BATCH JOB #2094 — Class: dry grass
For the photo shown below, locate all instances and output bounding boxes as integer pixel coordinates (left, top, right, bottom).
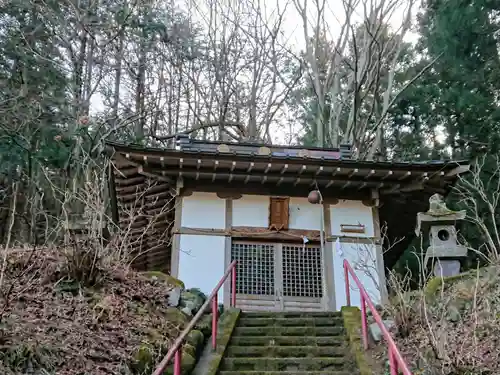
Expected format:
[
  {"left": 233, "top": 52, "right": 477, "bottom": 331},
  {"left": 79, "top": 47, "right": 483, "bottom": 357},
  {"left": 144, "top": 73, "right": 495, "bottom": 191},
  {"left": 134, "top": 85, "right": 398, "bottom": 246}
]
[
  {"left": 0, "top": 247, "right": 183, "bottom": 375},
  {"left": 371, "top": 265, "right": 500, "bottom": 375}
]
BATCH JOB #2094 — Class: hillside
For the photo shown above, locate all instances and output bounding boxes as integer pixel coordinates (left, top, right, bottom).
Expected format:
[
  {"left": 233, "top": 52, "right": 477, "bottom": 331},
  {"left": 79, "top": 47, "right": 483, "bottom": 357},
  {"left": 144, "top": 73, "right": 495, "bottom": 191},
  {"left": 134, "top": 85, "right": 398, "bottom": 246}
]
[
  {"left": 0, "top": 248, "right": 198, "bottom": 375},
  {"left": 373, "top": 265, "right": 500, "bottom": 374}
]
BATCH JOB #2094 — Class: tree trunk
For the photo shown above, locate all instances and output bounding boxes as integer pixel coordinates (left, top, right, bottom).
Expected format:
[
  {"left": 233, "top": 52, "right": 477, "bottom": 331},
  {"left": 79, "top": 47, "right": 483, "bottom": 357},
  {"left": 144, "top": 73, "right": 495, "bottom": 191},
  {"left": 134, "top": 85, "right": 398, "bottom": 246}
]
[
  {"left": 135, "top": 36, "right": 147, "bottom": 140},
  {"left": 111, "top": 28, "right": 125, "bottom": 126}
]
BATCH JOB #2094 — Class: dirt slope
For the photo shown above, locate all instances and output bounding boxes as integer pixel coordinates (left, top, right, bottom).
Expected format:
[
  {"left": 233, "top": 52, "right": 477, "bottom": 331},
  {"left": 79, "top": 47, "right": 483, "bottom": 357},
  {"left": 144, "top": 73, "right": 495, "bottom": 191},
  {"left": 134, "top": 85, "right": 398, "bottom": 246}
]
[
  {"left": 0, "top": 248, "right": 184, "bottom": 375},
  {"left": 373, "top": 265, "right": 500, "bottom": 374}
]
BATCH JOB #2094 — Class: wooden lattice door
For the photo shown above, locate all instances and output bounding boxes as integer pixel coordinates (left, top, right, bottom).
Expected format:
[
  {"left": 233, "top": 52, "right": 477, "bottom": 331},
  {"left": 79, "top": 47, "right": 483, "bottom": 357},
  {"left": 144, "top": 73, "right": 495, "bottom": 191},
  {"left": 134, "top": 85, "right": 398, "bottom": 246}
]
[
  {"left": 230, "top": 242, "right": 280, "bottom": 311},
  {"left": 280, "top": 244, "right": 324, "bottom": 311},
  {"left": 230, "top": 241, "right": 326, "bottom": 312}
]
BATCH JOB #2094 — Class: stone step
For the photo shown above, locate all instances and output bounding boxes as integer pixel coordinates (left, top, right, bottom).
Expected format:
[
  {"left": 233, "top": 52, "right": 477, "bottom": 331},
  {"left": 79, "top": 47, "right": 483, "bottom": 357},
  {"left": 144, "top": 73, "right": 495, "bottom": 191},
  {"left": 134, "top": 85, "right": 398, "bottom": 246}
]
[
  {"left": 219, "top": 372, "right": 355, "bottom": 375},
  {"left": 237, "top": 316, "right": 343, "bottom": 327},
  {"left": 225, "top": 345, "right": 347, "bottom": 358},
  {"left": 232, "top": 326, "right": 345, "bottom": 337},
  {"left": 220, "top": 357, "right": 348, "bottom": 371},
  {"left": 241, "top": 312, "right": 343, "bottom": 319},
  {"left": 229, "top": 335, "right": 346, "bottom": 347}
]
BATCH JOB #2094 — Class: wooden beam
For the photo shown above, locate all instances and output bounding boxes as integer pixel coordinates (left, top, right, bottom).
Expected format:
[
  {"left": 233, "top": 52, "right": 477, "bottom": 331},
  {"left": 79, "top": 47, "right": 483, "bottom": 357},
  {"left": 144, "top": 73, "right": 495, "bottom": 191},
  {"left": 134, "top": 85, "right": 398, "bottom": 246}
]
[
  {"left": 347, "top": 168, "right": 359, "bottom": 178},
  {"left": 401, "top": 181, "right": 425, "bottom": 192},
  {"left": 212, "top": 160, "right": 219, "bottom": 182},
  {"left": 380, "top": 184, "right": 401, "bottom": 195},
  {"left": 382, "top": 170, "right": 393, "bottom": 180},
  {"left": 365, "top": 170, "right": 375, "bottom": 179},
  {"left": 445, "top": 164, "right": 470, "bottom": 177},
  {"left": 357, "top": 182, "right": 368, "bottom": 190},
  {"left": 398, "top": 171, "right": 411, "bottom": 181},
  {"left": 137, "top": 165, "right": 173, "bottom": 184},
  {"left": 341, "top": 181, "right": 351, "bottom": 189},
  {"left": 175, "top": 226, "right": 379, "bottom": 244},
  {"left": 380, "top": 180, "right": 428, "bottom": 195},
  {"left": 108, "top": 163, "right": 119, "bottom": 226},
  {"left": 150, "top": 167, "right": 405, "bottom": 187},
  {"left": 228, "top": 161, "right": 236, "bottom": 182},
  {"left": 114, "top": 175, "right": 145, "bottom": 186},
  {"left": 183, "top": 180, "right": 373, "bottom": 201}
]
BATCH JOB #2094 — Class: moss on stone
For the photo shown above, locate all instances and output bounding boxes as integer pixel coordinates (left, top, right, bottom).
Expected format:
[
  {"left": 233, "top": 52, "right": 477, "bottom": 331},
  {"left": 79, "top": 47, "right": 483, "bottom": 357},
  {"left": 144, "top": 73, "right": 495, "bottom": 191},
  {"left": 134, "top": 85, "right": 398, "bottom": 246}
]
[
  {"left": 131, "top": 341, "right": 197, "bottom": 375},
  {"left": 186, "top": 329, "right": 204, "bottom": 348},
  {"left": 140, "top": 271, "right": 185, "bottom": 289},
  {"left": 226, "top": 344, "right": 345, "bottom": 358},
  {"left": 130, "top": 343, "right": 155, "bottom": 374},
  {"left": 145, "top": 328, "right": 163, "bottom": 342},
  {"left": 0, "top": 343, "right": 58, "bottom": 373},
  {"left": 220, "top": 357, "right": 345, "bottom": 371},
  {"left": 233, "top": 325, "right": 342, "bottom": 337},
  {"left": 129, "top": 319, "right": 201, "bottom": 375},
  {"left": 195, "top": 313, "right": 213, "bottom": 337},
  {"left": 204, "top": 308, "right": 241, "bottom": 375},
  {"left": 183, "top": 343, "right": 197, "bottom": 358},
  {"left": 341, "top": 306, "right": 372, "bottom": 375},
  {"left": 165, "top": 307, "right": 190, "bottom": 325},
  {"left": 424, "top": 271, "right": 476, "bottom": 300},
  {"left": 163, "top": 350, "right": 197, "bottom": 375}
]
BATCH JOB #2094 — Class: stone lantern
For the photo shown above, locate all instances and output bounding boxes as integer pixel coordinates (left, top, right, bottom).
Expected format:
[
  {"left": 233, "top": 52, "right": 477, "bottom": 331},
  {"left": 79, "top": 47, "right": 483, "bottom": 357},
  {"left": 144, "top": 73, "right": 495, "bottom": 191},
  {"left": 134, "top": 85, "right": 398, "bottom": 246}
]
[{"left": 415, "top": 194, "right": 467, "bottom": 277}]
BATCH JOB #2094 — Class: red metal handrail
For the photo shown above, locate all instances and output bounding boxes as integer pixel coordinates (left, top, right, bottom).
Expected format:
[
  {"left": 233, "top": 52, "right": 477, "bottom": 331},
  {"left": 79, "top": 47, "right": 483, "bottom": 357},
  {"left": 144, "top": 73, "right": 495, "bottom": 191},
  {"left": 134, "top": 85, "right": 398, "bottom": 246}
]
[
  {"left": 343, "top": 259, "right": 411, "bottom": 375},
  {"left": 152, "top": 260, "right": 238, "bottom": 375}
]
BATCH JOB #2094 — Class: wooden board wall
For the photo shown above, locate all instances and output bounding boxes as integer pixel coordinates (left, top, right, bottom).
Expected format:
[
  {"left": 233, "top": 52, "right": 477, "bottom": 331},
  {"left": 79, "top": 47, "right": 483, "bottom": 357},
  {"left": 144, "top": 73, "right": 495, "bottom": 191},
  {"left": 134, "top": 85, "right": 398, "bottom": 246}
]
[{"left": 111, "top": 162, "right": 175, "bottom": 272}]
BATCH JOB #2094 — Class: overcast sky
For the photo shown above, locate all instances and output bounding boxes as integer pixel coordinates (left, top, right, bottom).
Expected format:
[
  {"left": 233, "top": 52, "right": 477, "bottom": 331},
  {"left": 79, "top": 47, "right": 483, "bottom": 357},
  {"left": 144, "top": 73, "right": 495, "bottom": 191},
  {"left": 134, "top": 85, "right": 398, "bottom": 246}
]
[{"left": 91, "top": 0, "right": 421, "bottom": 145}]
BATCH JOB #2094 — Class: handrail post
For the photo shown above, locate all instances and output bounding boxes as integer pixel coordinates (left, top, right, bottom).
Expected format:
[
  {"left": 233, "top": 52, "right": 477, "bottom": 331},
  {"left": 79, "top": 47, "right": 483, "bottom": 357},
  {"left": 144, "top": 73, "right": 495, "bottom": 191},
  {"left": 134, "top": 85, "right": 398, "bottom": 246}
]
[
  {"left": 173, "top": 347, "right": 182, "bottom": 375},
  {"left": 212, "top": 294, "right": 218, "bottom": 350},
  {"left": 360, "top": 295, "right": 369, "bottom": 350},
  {"left": 342, "top": 259, "right": 412, "bottom": 375},
  {"left": 231, "top": 264, "right": 237, "bottom": 307},
  {"left": 151, "top": 260, "right": 240, "bottom": 375},
  {"left": 344, "top": 260, "right": 351, "bottom": 306},
  {"left": 389, "top": 348, "right": 398, "bottom": 375}
]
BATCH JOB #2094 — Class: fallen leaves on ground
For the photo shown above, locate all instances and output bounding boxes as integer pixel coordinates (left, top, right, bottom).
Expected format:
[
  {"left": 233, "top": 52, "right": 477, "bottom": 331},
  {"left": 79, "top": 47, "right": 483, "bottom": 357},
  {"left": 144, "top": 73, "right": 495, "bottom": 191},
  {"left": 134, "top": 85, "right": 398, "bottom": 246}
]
[
  {"left": 369, "top": 266, "right": 500, "bottom": 375},
  {"left": 0, "top": 248, "right": 183, "bottom": 375}
]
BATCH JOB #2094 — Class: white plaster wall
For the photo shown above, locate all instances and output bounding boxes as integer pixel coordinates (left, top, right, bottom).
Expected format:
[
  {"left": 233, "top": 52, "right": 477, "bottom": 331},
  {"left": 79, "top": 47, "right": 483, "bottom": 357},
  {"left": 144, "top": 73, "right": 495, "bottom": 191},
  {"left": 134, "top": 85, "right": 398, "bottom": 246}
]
[
  {"left": 232, "top": 195, "right": 269, "bottom": 227},
  {"left": 178, "top": 234, "right": 226, "bottom": 300},
  {"left": 181, "top": 192, "right": 226, "bottom": 229},
  {"left": 330, "top": 200, "right": 374, "bottom": 237},
  {"left": 288, "top": 197, "right": 322, "bottom": 230},
  {"left": 232, "top": 195, "right": 323, "bottom": 230},
  {"left": 332, "top": 242, "right": 381, "bottom": 309}
]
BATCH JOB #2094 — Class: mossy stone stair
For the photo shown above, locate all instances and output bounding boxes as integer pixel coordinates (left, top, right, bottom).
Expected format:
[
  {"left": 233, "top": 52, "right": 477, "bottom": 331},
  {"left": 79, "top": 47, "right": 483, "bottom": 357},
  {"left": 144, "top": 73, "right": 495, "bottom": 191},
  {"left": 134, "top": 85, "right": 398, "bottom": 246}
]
[{"left": 218, "top": 311, "right": 359, "bottom": 375}]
